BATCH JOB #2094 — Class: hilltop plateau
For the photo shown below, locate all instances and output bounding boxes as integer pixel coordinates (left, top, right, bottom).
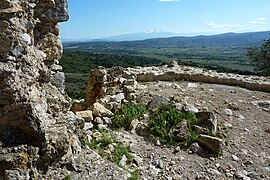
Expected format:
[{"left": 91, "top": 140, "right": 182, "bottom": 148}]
[
  {"left": 62, "top": 63, "right": 270, "bottom": 180},
  {"left": 0, "top": 0, "right": 269, "bottom": 179}
]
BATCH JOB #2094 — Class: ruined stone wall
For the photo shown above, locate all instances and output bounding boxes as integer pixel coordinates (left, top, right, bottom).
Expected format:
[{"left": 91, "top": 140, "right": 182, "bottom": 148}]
[
  {"left": 83, "top": 64, "right": 270, "bottom": 110},
  {"left": 0, "top": 0, "right": 83, "bottom": 178},
  {"left": 134, "top": 65, "right": 270, "bottom": 93}
]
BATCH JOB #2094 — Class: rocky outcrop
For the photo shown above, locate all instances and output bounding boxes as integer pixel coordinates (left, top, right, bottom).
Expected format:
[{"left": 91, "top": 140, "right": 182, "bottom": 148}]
[{"left": 0, "top": 0, "right": 83, "bottom": 178}]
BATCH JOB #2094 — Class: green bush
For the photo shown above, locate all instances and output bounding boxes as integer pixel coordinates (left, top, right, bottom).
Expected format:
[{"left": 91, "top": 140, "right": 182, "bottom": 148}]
[
  {"left": 88, "top": 131, "right": 115, "bottom": 149},
  {"left": 63, "top": 175, "right": 71, "bottom": 180},
  {"left": 128, "top": 170, "right": 140, "bottom": 180},
  {"left": 88, "top": 131, "right": 133, "bottom": 168},
  {"left": 110, "top": 144, "right": 133, "bottom": 167},
  {"left": 247, "top": 38, "right": 270, "bottom": 76},
  {"left": 64, "top": 73, "right": 87, "bottom": 99},
  {"left": 112, "top": 103, "right": 147, "bottom": 129},
  {"left": 149, "top": 104, "right": 198, "bottom": 145}
]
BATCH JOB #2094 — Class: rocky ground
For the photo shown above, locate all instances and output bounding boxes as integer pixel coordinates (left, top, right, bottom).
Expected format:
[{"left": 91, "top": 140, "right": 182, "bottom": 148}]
[
  {"left": 70, "top": 70, "right": 270, "bottom": 180},
  {"left": 117, "top": 81, "right": 270, "bottom": 179}
]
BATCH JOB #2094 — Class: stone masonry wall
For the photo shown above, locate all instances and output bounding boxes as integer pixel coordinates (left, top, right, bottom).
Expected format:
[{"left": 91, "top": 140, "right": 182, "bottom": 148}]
[
  {"left": 0, "top": 0, "right": 84, "bottom": 178},
  {"left": 84, "top": 64, "right": 270, "bottom": 110}
]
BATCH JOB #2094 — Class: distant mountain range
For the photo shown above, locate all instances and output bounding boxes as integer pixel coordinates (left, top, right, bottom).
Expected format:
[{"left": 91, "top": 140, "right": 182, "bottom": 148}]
[
  {"left": 63, "top": 31, "right": 270, "bottom": 49},
  {"left": 62, "top": 30, "right": 180, "bottom": 43},
  {"left": 96, "top": 31, "right": 181, "bottom": 42}
]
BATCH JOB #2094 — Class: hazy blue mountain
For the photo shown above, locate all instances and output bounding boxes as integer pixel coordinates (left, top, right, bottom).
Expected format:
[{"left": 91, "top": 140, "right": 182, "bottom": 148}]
[
  {"left": 100, "top": 31, "right": 179, "bottom": 41},
  {"left": 64, "top": 31, "right": 270, "bottom": 49},
  {"left": 62, "top": 30, "right": 180, "bottom": 42}
]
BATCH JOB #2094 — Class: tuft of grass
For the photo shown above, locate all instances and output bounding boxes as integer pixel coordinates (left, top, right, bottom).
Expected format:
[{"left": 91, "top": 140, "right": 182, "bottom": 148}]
[
  {"left": 128, "top": 170, "right": 140, "bottom": 180},
  {"left": 149, "top": 104, "right": 198, "bottom": 145},
  {"left": 185, "top": 129, "right": 199, "bottom": 146},
  {"left": 112, "top": 103, "right": 147, "bottom": 129},
  {"left": 110, "top": 144, "right": 133, "bottom": 167},
  {"left": 88, "top": 131, "right": 133, "bottom": 168},
  {"left": 63, "top": 175, "right": 71, "bottom": 180},
  {"left": 88, "top": 130, "right": 115, "bottom": 149}
]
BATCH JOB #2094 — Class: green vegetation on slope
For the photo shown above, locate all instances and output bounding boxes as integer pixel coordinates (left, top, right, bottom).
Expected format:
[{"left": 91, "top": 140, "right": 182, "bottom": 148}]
[
  {"left": 247, "top": 37, "right": 270, "bottom": 76},
  {"left": 88, "top": 131, "right": 133, "bottom": 168},
  {"left": 112, "top": 103, "right": 147, "bottom": 129},
  {"left": 60, "top": 51, "right": 162, "bottom": 73},
  {"left": 61, "top": 33, "right": 269, "bottom": 99},
  {"left": 60, "top": 48, "right": 256, "bottom": 99},
  {"left": 149, "top": 105, "right": 198, "bottom": 146},
  {"left": 60, "top": 51, "right": 162, "bottom": 99}
]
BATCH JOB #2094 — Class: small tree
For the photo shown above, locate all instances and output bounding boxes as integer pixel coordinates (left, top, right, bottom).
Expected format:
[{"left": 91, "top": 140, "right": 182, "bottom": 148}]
[{"left": 247, "top": 38, "right": 270, "bottom": 76}]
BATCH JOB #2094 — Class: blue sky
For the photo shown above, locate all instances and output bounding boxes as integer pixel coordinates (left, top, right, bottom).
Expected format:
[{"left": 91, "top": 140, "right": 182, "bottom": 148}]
[{"left": 60, "top": 0, "right": 270, "bottom": 39}]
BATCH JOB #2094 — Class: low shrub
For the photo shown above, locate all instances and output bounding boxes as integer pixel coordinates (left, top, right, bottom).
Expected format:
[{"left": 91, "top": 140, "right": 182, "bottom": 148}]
[
  {"left": 112, "top": 103, "right": 147, "bottom": 129},
  {"left": 149, "top": 104, "right": 198, "bottom": 145},
  {"left": 88, "top": 130, "right": 115, "bottom": 149},
  {"left": 110, "top": 144, "right": 133, "bottom": 167},
  {"left": 63, "top": 175, "right": 71, "bottom": 180},
  {"left": 88, "top": 131, "right": 133, "bottom": 168},
  {"left": 128, "top": 170, "right": 140, "bottom": 180}
]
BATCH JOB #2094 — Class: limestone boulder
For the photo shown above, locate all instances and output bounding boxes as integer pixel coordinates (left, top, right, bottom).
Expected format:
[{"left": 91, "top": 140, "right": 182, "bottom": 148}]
[
  {"left": 147, "top": 96, "right": 169, "bottom": 111},
  {"left": 136, "top": 121, "right": 150, "bottom": 136},
  {"left": 36, "top": 0, "right": 69, "bottom": 22},
  {"left": 90, "top": 102, "right": 114, "bottom": 117},
  {"left": 125, "top": 79, "right": 138, "bottom": 86},
  {"left": 196, "top": 112, "right": 217, "bottom": 133},
  {"left": 85, "top": 68, "right": 107, "bottom": 107},
  {"left": 110, "top": 93, "right": 125, "bottom": 103},
  {"left": 197, "top": 134, "right": 223, "bottom": 154},
  {"left": 123, "top": 85, "right": 136, "bottom": 93},
  {"left": 129, "top": 119, "right": 140, "bottom": 133},
  {"left": 76, "top": 110, "right": 94, "bottom": 122},
  {"left": 183, "top": 103, "right": 199, "bottom": 113}
]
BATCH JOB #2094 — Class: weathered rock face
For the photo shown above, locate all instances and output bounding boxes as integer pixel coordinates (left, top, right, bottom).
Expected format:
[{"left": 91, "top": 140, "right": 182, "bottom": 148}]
[{"left": 0, "top": 0, "right": 83, "bottom": 178}]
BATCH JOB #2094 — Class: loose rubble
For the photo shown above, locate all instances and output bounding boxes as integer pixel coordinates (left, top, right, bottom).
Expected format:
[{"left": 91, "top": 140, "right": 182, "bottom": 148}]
[{"left": 70, "top": 64, "right": 269, "bottom": 179}]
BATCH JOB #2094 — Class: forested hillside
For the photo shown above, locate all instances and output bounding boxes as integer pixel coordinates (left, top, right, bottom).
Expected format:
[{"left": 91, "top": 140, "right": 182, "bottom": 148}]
[
  {"left": 60, "top": 52, "right": 162, "bottom": 99},
  {"left": 61, "top": 31, "right": 270, "bottom": 99}
]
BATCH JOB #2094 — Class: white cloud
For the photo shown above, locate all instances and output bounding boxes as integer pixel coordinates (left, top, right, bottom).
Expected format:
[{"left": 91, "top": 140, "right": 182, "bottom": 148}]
[
  {"left": 159, "top": 0, "right": 179, "bottom": 2},
  {"left": 256, "top": 17, "right": 267, "bottom": 21},
  {"left": 202, "top": 22, "right": 243, "bottom": 33},
  {"left": 249, "top": 17, "right": 267, "bottom": 25},
  {"left": 249, "top": 21, "right": 266, "bottom": 25},
  {"left": 206, "top": 22, "right": 241, "bottom": 28}
]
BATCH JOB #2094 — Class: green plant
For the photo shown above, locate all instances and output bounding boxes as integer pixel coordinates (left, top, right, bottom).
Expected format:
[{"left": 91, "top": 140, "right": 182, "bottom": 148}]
[
  {"left": 88, "top": 131, "right": 133, "bottom": 168},
  {"left": 185, "top": 129, "right": 199, "bottom": 146},
  {"left": 247, "top": 37, "right": 270, "bottom": 76},
  {"left": 128, "top": 170, "right": 140, "bottom": 180},
  {"left": 88, "top": 131, "right": 115, "bottom": 149},
  {"left": 88, "top": 138, "right": 98, "bottom": 149},
  {"left": 112, "top": 103, "right": 147, "bottom": 129},
  {"left": 207, "top": 130, "right": 223, "bottom": 139},
  {"left": 63, "top": 175, "right": 71, "bottom": 180},
  {"left": 97, "top": 147, "right": 108, "bottom": 158},
  {"left": 149, "top": 104, "right": 198, "bottom": 145},
  {"left": 110, "top": 144, "right": 133, "bottom": 167}
]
